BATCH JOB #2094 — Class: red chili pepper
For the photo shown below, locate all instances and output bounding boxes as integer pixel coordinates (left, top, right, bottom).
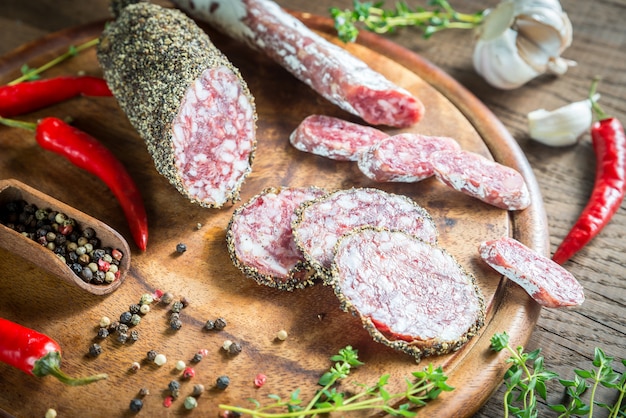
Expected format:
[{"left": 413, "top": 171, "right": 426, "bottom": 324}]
[
  {"left": 0, "top": 116, "right": 148, "bottom": 251},
  {"left": 0, "top": 76, "right": 112, "bottom": 117},
  {"left": 552, "top": 80, "right": 626, "bottom": 264},
  {"left": 0, "top": 317, "right": 108, "bottom": 385}
]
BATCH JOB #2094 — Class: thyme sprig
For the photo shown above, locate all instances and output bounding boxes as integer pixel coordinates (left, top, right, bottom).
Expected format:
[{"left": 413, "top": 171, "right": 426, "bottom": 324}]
[
  {"left": 219, "top": 345, "right": 453, "bottom": 417},
  {"left": 491, "top": 332, "right": 626, "bottom": 418},
  {"left": 330, "top": 0, "right": 485, "bottom": 43},
  {"left": 9, "top": 37, "right": 99, "bottom": 85}
]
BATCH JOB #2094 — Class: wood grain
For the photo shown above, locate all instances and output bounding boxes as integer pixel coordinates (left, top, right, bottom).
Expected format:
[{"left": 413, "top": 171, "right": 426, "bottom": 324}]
[
  {"left": 0, "top": 12, "right": 546, "bottom": 418},
  {"left": 1, "top": 1, "right": 625, "bottom": 417}
]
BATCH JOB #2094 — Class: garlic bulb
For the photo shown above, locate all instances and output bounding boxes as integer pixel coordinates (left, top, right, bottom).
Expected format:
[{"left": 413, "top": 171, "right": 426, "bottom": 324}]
[
  {"left": 527, "top": 96, "right": 598, "bottom": 146},
  {"left": 473, "top": 0, "right": 574, "bottom": 89}
]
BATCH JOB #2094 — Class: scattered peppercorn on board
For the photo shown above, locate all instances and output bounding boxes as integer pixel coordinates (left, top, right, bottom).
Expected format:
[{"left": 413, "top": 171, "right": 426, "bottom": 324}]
[{"left": 0, "top": 13, "right": 548, "bottom": 417}]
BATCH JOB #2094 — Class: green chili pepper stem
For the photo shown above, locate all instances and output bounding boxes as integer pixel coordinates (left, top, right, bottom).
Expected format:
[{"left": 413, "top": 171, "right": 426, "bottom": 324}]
[
  {"left": 589, "top": 77, "right": 610, "bottom": 121},
  {"left": 0, "top": 116, "right": 37, "bottom": 131},
  {"left": 8, "top": 37, "right": 100, "bottom": 86},
  {"left": 32, "top": 351, "right": 108, "bottom": 386}
]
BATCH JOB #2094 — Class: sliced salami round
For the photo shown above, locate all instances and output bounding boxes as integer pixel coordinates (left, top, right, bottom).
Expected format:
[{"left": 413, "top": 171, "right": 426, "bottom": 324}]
[
  {"left": 330, "top": 227, "right": 485, "bottom": 361},
  {"left": 479, "top": 237, "right": 585, "bottom": 308},
  {"left": 226, "top": 186, "right": 327, "bottom": 290},
  {"left": 292, "top": 188, "right": 438, "bottom": 279},
  {"left": 290, "top": 114, "right": 389, "bottom": 161},
  {"left": 431, "top": 150, "right": 531, "bottom": 210},
  {"left": 358, "top": 133, "right": 461, "bottom": 182}
]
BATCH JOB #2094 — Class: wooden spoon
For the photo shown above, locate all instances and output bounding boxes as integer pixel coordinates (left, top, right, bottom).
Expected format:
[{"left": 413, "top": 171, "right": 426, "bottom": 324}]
[{"left": 0, "top": 178, "right": 130, "bottom": 295}]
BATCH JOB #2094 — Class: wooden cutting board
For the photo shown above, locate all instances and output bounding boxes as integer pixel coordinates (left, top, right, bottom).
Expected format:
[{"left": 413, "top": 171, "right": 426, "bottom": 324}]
[{"left": 0, "top": 12, "right": 548, "bottom": 417}]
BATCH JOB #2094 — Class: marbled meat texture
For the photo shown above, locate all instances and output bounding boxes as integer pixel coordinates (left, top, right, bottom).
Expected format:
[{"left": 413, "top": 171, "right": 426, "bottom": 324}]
[
  {"left": 479, "top": 237, "right": 585, "bottom": 308},
  {"left": 226, "top": 186, "right": 327, "bottom": 290},
  {"left": 292, "top": 188, "right": 438, "bottom": 279},
  {"left": 290, "top": 114, "right": 389, "bottom": 161},
  {"left": 172, "top": 0, "right": 424, "bottom": 128},
  {"left": 431, "top": 150, "right": 531, "bottom": 210},
  {"left": 97, "top": 2, "right": 257, "bottom": 208},
  {"left": 358, "top": 133, "right": 461, "bottom": 182},
  {"left": 331, "top": 227, "right": 485, "bottom": 361}
]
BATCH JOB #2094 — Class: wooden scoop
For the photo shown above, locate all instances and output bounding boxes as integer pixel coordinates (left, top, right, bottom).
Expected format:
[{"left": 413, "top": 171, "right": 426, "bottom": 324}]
[{"left": 0, "top": 178, "right": 130, "bottom": 295}]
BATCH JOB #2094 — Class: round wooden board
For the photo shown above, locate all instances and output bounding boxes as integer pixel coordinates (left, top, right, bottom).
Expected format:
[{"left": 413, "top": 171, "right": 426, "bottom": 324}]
[{"left": 0, "top": 12, "right": 547, "bottom": 417}]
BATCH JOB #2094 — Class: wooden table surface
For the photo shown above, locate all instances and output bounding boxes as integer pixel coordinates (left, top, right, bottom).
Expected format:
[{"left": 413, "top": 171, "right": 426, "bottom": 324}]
[{"left": 1, "top": 0, "right": 625, "bottom": 417}]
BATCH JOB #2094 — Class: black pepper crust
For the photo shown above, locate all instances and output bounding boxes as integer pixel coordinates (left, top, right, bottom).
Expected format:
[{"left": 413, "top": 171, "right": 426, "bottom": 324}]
[
  {"left": 97, "top": 3, "right": 257, "bottom": 208},
  {"left": 329, "top": 226, "right": 486, "bottom": 362}
]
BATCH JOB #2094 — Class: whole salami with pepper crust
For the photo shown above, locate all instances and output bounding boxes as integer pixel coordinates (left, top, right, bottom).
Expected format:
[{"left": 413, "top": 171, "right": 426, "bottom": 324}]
[
  {"left": 358, "top": 133, "right": 461, "bottom": 182},
  {"left": 479, "top": 237, "right": 584, "bottom": 308},
  {"left": 292, "top": 188, "right": 438, "bottom": 280},
  {"left": 171, "top": 0, "right": 424, "bottom": 128},
  {"left": 330, "top": 227, "right": 485, "bottom": 361},
  {"left": 97, "top": 2, "right": 257, "bottom": 208},
  {"left": 226, "top": 186, "right": 327, "bottom": 290},
  {"left": 290, "top": 115, "right": 389, "bottom": 161}
]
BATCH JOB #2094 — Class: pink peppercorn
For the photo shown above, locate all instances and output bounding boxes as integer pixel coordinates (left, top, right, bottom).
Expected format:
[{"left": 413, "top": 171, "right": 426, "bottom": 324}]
[
  {"left": 98, "top": 258, "right": 110, "bottom": 272},
  {"left": 182, "top": 367, "right": 195, "bottom": 379},
  {"left": 254, "top": 373, "right": 267, "bottom": 388},
  {"left": 163, "top": 396, "right": 173, "bottom": 408}
]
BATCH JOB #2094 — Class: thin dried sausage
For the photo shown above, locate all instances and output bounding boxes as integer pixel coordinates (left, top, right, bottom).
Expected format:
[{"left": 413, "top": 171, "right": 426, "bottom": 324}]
[
  {"left": 358, "top": 133, "right": 461, "bottom": 182},
  {"left": 479, "top": 237, "right": 585, "bottom": 308},
  {"left": 172, "top": 0, "right": 424, "bottom": 127},
  {"left": 290, "top": 114, "right": 389, "bottom": 161},
  {"left": 431, "top": 150, "right": 531, "bottom": 210}
]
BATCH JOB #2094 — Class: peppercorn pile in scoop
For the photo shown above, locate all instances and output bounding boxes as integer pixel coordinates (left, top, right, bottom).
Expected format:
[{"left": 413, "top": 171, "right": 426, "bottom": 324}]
[{"left": 0, "top": 199, "right": 125, "bottom": 285}]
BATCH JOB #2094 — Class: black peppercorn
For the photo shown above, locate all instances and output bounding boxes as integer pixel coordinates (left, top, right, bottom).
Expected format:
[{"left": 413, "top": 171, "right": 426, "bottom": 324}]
[
  {"left": 129, "top": 398, "right": 143, "bottom": 413},
  {"left": 204, "top": 320, "right": 215, "bottom": 330},
  {"left": 175, "top": 243, "right": 187, "bottom": 253},
  {"left": 168, "top": 380, "right": 181, "bottom": 392},
  {"left": 120, "top": 311, "right": 133, "bottom": 324},
  {"left": 97, "top": 328, "right": 110, "bottom": 339},
  {"left": 88, "top": 343, "right": 103, "bottom": 357},
  {"left": 216, "top": 375, "right": 230, "bottom": 390},
  {"left": 228, "top": 342, "right": 242, "bottom": 355},
  {"left": 214, "top": 317, "right": 227, "bottom": 330},
  {"left": 146, "top": 350, "right": 157, "bottom": 361}
]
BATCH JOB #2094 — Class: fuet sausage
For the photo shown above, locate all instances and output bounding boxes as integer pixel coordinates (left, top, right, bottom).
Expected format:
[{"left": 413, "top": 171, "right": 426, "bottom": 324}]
[
  {"left": 97, "top": 2, "right": 257, "bottom": 208},
  {"left": 171, "top": 0, "right": 425, "bottom": 128},
  {"left": 479, "top": 237, "right": 585, "bottom": 308},
  {"left": 290, "top": 114, "right": 389, "bottom": 161}
]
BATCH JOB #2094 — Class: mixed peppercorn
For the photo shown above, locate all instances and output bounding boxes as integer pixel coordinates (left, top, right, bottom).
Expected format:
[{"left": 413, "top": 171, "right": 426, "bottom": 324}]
[{"left": 0, "top": 199, "right": 124, "bottom": 285}]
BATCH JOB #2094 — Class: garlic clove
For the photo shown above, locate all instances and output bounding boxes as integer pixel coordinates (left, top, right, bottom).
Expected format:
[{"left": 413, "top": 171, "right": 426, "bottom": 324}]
[
  {"left": 527, "top": 98, "right": 596, "bottom": 147},
  {"left": 473, "top": 28, "right": 541, "bottom": 90}
]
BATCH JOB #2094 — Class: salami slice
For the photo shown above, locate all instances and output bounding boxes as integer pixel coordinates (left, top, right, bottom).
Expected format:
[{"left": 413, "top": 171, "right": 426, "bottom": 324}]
[
  {"left": 479, "top": 237, "right": 585, "bottom": 308},
  {"left": 358, "top": 133, "right": 461, "bottom": 182},
  {"left": 292, "top": 188, "right": 438, "bottom": 279},
  {"left": 431, "top": 150, "right": 531, "bottom": 210},
  {"left": 290, "top": 115, "right": 389, "bottom": 161},
  {"left": 171, "top": 0, "right": 425, "bottom": 127},
  {"left": 97, "top": 2, "right": 257, "bottom": 208},
  {"left": 226, "top": 186, "right": 327, "bottom": 290},
  {"left": 331, "top": 227, "right": 485, "bottom": 361}
]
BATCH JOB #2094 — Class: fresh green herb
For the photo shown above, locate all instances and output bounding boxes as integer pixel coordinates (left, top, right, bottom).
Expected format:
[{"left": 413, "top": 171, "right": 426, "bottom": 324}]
[
  {"left": 219, "top": 345, "right": 453, "bottom": 417},
  {"left": 491, "top": 332, "right": 626, "bottom": 418},
  {"left": 10, "top": 37, "right": 99, "bottom": 85},
  {"left": 330, "top": 0, "right": 485, "bottom": 43}
]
